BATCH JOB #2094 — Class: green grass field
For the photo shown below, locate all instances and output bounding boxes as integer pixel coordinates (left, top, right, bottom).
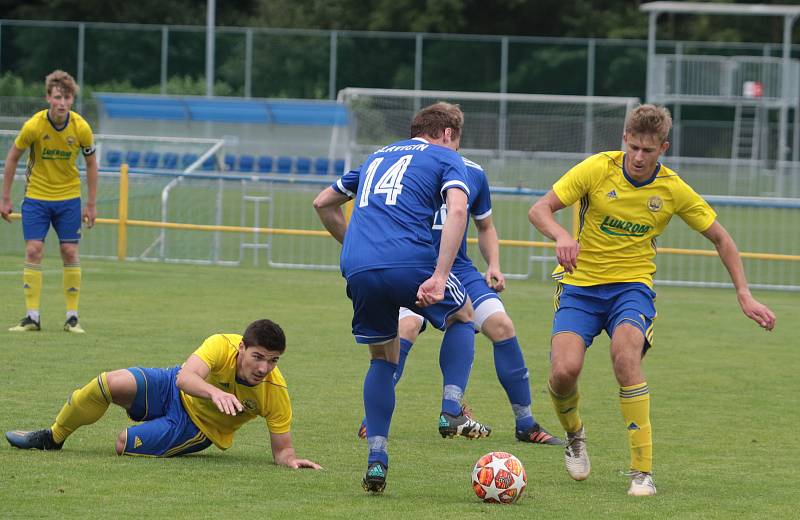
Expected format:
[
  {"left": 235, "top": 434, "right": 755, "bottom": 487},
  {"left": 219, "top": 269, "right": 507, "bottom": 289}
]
[{"left": 0, "top": 255, "right": 796, "bottom": 519}]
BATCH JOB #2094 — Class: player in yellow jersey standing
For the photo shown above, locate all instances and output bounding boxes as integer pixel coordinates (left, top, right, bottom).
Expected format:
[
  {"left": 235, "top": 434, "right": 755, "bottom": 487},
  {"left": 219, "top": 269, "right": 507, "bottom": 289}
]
[
  {"left": 1, "top": 70, "right": 98, "bottom": 333},
  {"left": 5, "top": 318, "right": 322, "bottom": 469},
  {"left": 528, "top": 104, "right": 776, "bottom": 496}
]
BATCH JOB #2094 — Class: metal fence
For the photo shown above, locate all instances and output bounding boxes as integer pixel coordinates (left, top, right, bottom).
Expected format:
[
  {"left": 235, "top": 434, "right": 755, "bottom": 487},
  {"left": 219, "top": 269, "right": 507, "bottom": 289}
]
[
  {"left": 3, "top": 19, "right": 800, "bottom": 101},
  {"left": 1, "top": 165, "right": 797, "bottom": 290}
]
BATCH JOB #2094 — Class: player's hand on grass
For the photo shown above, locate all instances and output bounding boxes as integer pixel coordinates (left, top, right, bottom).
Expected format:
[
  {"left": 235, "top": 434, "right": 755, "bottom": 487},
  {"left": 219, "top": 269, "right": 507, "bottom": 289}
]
[
  {"left": 485, "top": 266, "right": 506, "bottom": 292},
  {"left": 416, "top": 275, "right": 446, "bottom": 307},
  {"left": 287, "top": 458, "right": 323, "bottom": 470},
  {"left": 738, "top": 293, "right": 776, "bottom": 331},
  {"left": 555, "top": 235, "right": 580, "bottom": 274},
  {"left": 211, "top": 390, "right": 244, "bottom": 415},
  {"left": 0, "top": 198, "right": 12, "bottom": 223}
]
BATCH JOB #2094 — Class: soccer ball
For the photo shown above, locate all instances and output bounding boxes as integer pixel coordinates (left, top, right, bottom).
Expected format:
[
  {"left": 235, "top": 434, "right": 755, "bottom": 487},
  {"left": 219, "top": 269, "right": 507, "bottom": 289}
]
[{"left": 471, "top": 451, "right": 526, "bottom": 504}]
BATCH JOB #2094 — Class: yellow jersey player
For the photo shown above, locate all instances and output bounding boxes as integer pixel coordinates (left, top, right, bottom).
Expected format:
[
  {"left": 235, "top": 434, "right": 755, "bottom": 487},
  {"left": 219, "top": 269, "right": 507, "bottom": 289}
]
[
  {"left": 5, "top": 319, "right": 322, "bottom": 469},
  {"left": 1, "top": 70, "right": 98, "bottom": 333},
  {"left": 528, "top": 104, "right": 775, "bottom": 496}
]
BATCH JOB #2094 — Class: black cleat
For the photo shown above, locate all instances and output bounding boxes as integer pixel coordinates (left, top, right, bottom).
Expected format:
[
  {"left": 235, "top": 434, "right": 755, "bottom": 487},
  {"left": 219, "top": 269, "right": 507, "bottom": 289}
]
[
  {"left": 516, "top": 424, "right": 563, "bottom": 445},
  {"left": 5, "top": 429, "right": 63, "bottom": 450},
  {"left": 63, "top": 316, "right": 85, "bottom": 333},
  {"left": 9, "top": 316, "right": 41, "bottom": 332},
  {"left": 438, "top": 412, "right": 491, "bottom": 439},
  {"left": 361, "top": 461, "right": 387, "bottom": 493}
]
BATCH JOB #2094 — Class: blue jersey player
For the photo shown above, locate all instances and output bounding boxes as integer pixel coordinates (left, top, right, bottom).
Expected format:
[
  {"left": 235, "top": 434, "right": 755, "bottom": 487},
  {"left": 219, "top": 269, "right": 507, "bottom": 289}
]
[
  {"left": 314, "top": 102, "right": 490, "bottom": 493},
  {"left": 353, "top": 157, "right": 562, "bottom": 446}
]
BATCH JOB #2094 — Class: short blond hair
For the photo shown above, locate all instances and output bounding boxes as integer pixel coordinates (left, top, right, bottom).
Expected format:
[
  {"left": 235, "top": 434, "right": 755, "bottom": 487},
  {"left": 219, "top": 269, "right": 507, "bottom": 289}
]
[
  {"left": 45, "top": 70, "right": 80, "bottom": 97},
  {"left": 410, "top": 102, "right": 464, "bottom": 141},
  {"left": 625, "top": 104, "right": 672, "bottom": 143}
]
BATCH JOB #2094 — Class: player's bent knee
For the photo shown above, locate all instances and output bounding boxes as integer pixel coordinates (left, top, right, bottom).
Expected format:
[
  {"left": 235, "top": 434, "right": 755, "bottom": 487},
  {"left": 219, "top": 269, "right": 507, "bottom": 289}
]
[
  {"left": 550, "top": 363, "right": 581, "bottom": 387},
  {"left": 106, "top": 369, "right": 138, "bottom": 407},
  {"left": 115, "top": 431, "right": 127, "bottom": 455},
  {"left": 481, "top": 312, "right": 515, "bottom": 342}
]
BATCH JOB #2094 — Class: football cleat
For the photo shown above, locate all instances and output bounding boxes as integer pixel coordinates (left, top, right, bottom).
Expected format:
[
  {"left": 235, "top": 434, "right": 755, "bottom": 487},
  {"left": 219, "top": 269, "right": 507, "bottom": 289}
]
[
  {"left": 438, "top": 411, "right": 491, "bottom": 439},
  {"left": 362, "top": 461, "right": 387, "bottom": 493},
  {"left": 64, "top": 316, "right": 85, "bottom": 334},
  {"left": 627, "top": 470, "right": 657, "bottom": 496},
  {"left": 516, "top": 424, "right": 563, "bottom": 445},
  {"left": 564, "top": 426, "right": 591, "bottom": 480},
  {"left": 359, "top": 403, "right": 475, "bottom": 440},
  {"left": 5, "top": 429, "right": 63, "bottom": 451},
  {"left": 9, "top": 316, "right": 41, "bottom": 332}
]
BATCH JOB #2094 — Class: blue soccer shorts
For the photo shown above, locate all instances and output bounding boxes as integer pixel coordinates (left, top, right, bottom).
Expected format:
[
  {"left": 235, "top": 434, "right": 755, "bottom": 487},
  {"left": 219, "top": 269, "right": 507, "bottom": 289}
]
[
  {"left": 552, "top": 282, "right": 656, "bottom": 351},
  {"left": 21, "top": 197, "right": 82, "bottom": 243},
  {"left": 122, "top": 366, "right": 212, "bottom": 457},
  {"left": 399, "top": 264, "right": 505, "bottom": 332},
  {"left": 346, "top": 267, "right": 468, "bottom": 345}
]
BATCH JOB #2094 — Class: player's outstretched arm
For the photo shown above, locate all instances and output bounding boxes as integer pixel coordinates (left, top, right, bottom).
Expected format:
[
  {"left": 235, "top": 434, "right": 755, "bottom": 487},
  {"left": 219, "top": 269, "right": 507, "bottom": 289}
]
[
  {"left": 312, "top": 187, "right": 350, "bottom": 244},
  {"left": 701, "top": 220, "right": 776, "bottom": 331},
  {"left": 82, "top": 152, "right": 99, "bottom": 228},
  {"left": 176, "top": 354, "right": 244, "bottom": 415},
  {"left": 529, "top": 190, "right": 580, "bottom": 274},
  {"left": 1, "top": 145, "right": 24, "bottom": 223},
  {"left": 270, "top": 431, "right": 322, "bottom": 469},
  {"left": 474, "top": 215, "right": 505, "bottom": 292}
]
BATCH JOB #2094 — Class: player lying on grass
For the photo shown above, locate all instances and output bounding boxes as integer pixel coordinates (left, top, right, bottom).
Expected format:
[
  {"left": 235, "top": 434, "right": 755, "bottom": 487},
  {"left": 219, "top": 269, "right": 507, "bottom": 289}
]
[
  {"left": 350, "top": 156, "right": 561, "bottom": 446},
  {"left": 5, "top": 319, "right": 322, "bottom": 469},
  {"left": 528, "top": 104, "right": 776, "bottom": 496}
]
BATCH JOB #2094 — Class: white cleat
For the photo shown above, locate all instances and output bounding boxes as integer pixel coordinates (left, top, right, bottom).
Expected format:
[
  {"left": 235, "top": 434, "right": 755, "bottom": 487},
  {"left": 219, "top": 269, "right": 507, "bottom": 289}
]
[
  {"left": 564, "top": 426, "right": 591, "bottom": 480},
  {"left": 627, "top": 471, "right": 657, "bottom": 496}
]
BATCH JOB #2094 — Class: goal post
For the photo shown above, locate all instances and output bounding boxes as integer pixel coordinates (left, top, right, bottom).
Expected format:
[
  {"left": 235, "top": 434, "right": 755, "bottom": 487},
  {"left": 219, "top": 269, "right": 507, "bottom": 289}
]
[{"left": 333, "top": 87, "right": 640, "bottom": 186}]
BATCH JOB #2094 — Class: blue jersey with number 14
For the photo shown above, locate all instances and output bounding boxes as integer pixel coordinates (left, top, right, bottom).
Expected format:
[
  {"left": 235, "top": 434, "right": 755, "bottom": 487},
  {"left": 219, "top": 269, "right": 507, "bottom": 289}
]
[{"left": 336, "top": 137, "right": 469, "bottom": 279}]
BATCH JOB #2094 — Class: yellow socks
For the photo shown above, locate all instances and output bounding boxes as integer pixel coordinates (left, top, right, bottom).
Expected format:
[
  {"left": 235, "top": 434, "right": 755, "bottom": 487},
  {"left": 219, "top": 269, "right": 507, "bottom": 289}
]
[
  {"left": 51, "top": 373, "right": 112, "bottom": 444},
  {"left": 549, "top": 382, "right": 582, "bottom": 433},
  {"left": 23, "top": 264, "right": 43, "bottom": 318},
  {"left": 620, "top": 382, "right": 652, "bottom": 473},
  {"left": 63, "top": 263, "right": 81, "bottom": 314}
]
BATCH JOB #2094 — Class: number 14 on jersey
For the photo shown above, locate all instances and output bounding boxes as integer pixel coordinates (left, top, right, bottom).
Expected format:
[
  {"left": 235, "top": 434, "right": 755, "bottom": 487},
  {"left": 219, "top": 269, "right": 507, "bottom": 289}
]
[{"left": 359, "top": 155, "right": 412, "bottom": 207}]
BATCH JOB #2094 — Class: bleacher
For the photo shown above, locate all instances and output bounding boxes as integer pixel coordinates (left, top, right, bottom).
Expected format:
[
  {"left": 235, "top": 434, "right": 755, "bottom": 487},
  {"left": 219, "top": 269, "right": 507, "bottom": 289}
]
[
  {"left": 101, "top": 149, "right": 347, "bottom": 175},
  {"left": 95, "top": 93, "right": 351, "bottom": 175}
]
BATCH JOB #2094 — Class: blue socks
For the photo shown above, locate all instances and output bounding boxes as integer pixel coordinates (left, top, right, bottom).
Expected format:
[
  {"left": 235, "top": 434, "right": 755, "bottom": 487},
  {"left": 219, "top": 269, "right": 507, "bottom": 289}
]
[
  {"left": 393, "top": 338, "right": 414, "bottom": 384},
  {"left": 493, "top": 336, "right": 536, "bottom": 432},
  {"left": 364, "top": 359, "right": 397, "bottom": 467},
  {"left": 439, "top": 321, "right": 475, "bottom": 416}
]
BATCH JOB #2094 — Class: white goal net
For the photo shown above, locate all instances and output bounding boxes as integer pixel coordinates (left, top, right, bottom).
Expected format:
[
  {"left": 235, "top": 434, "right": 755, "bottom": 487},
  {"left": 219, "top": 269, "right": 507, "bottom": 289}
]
[{"left": 333, "top": 87, "right": 639, "bottom": 190}]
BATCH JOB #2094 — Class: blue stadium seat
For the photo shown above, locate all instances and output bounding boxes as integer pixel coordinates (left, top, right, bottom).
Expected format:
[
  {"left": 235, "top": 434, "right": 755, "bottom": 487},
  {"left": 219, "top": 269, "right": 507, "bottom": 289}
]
[
  {"left": 314, "top": 157, "right": 330, "bottom": 175},
  {"left": 257, "top": 156, "right": 273, "bottom": 173},
  {"left": 163, "top": 152, "right": 179, "bottom": 169},
  {"left": 105, "top": 150, "right": 122, "bottom": 168},
  {"left": 181, "top": 153, "right": 198, "bottom": 169},
  {"left": 334, "top": 159, "right": 346, "bottom": 175},
  {"left": 224, "top": 154, "right": 237, "bottom": 171},
  {"left": 277, "top": 156, "right": 293, "bottom": 174},
  {"left": 125, "top": 150, "right": 141, "bottom": 167},
  {"left": 295, "top": 157, "right": 311, "bottom": 175},
  {"left": 239, "top": 155, "right": 255, "bottom": 172},
  {"left": 143, "top": 151, "right": 160, "bottom": 169},
  {"left": 201, "top": 156, "right": 216, "bottom": 171}
]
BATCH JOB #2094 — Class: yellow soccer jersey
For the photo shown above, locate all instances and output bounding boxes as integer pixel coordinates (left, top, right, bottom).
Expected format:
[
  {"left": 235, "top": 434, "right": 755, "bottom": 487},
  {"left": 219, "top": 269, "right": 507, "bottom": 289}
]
[
  {"left": 14, "top": 109, "right": 95, "bottom": 201},
  {"left": 180, "top": 333, "right": 292, "bottom": 450},
  {"left": 551, "top": 151, "right": 717, "bottom": 288}
]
